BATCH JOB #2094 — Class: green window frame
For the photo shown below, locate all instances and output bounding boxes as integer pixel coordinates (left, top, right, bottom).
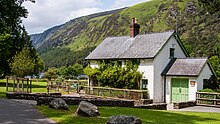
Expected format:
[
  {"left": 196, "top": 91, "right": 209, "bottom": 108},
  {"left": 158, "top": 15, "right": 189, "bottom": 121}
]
[
  {"left": 170, "top": 48, "right": 175, "bottom": 58},
  {"left": 142, "top": 79, "right": 148, "bottom": 90}
]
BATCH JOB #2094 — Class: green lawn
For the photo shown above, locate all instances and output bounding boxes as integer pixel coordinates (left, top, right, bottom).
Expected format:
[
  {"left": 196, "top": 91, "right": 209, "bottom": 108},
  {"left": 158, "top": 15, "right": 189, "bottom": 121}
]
[
  {"left": 37, "top": 105, "right": 220, "bottom": 124},
  {"left": 0, "top": 79, "right": 74, "bottom": 98},
  {"left": 0, "top": 79, "right": 48, "bottom": 97}
]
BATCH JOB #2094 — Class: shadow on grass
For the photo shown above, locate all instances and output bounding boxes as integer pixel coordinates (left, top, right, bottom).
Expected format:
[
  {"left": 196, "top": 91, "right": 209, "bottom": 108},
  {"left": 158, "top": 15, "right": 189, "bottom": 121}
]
[{"left": 37, "top": 106, "right": 220, "bottom": 124}]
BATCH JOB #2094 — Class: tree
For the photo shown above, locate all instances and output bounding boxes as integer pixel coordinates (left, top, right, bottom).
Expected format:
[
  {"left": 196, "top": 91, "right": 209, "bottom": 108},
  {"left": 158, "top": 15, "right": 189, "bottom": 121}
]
[
  {"left": 9, "top": 47, "right": 44, "bottom": 77},
  {"left": 57, "top": 63, "right": 83, "bottom": 79},
  {"left": 44, "top": 67, "right": 58, "bottom": 80},
  {"left": 198, "top": 0, "right": 220, "bottom": 14},
  {"left": 0, "top": 0, "right": 35, "bottom": 78},
  {"left": 209, "top": 56, "right": 220, "bottom": 80},
  {"left": 70, "top": 63, "right": 83, "bottom": 78}
]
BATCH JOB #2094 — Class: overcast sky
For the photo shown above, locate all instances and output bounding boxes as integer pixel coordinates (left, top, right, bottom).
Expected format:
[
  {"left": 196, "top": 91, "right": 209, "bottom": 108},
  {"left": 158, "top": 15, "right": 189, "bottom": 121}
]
[{"left": 22, "top": 0, "right": 149, "bottom": 34}]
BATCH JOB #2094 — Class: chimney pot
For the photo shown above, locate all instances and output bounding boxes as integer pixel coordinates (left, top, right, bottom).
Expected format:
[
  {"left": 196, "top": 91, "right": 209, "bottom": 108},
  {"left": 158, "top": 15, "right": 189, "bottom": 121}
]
[{"left": 130, "top": 18, "right": 140, "bottom": 38}]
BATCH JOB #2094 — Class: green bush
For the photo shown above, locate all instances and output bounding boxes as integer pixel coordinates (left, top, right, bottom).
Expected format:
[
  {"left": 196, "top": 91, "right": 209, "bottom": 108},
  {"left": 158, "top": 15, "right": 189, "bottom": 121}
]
[
  {"left": 199, "top": 88, "right": 216, "bottom": 93},
  {"left": 84, "top": 60, "right": 143, "bottom": 89}
]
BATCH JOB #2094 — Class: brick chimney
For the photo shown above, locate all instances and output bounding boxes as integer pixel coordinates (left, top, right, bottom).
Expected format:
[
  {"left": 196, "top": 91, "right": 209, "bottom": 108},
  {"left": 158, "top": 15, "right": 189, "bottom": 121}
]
[{"left": 130, "top": 18, "right": 140, "bottom": 38}]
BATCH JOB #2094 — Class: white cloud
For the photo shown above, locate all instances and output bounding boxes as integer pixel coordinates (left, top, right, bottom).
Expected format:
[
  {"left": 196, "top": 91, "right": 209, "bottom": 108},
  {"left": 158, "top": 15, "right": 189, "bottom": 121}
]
[
  {"left": 67, "top": 8, "right": 102, "bottom": 20},
  {"left": 112, "top": 0, "right": 150, "bottom": 9},
  {"left": 22, "top": 0, "right": 102, "bottom": 34}
]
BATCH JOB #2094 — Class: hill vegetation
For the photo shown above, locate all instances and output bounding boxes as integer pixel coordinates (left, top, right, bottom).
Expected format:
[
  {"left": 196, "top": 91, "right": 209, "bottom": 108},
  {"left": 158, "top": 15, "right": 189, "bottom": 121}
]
[{"left": 31, "top": 0, "right": 220, "bottom": 78}]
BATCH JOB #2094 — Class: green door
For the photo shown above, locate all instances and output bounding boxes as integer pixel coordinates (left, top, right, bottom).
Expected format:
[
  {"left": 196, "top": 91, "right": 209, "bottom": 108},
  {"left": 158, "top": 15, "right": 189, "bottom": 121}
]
[{"left": 171, "top": 78, "right": 189, "bottom": 103}]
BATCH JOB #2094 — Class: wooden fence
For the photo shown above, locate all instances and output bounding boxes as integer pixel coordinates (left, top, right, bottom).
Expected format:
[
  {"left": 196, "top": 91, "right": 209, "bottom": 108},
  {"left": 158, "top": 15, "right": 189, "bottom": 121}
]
[
  {"left": 46, "top": 79, "right": 87, "bottom": 93},
  {"left": 82, "top": 86, "right": 148, "bottom": 100},
  {"left": 196, "top": 92, "right": 220, "bottom": 107},
  {"left": 5, "top": 76, "right": 32, "bottom": 93}
]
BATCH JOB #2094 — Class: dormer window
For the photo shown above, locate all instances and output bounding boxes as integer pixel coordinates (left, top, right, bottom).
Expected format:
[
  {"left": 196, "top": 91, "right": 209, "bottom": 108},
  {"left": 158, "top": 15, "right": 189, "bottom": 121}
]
[{"left": 170, "top": 48, "right": 175, "bottom": 58}]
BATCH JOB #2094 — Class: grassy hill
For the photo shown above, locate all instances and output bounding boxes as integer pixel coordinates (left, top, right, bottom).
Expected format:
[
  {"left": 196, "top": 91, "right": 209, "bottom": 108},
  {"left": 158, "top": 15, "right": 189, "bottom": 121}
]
[{"left": 34, "top": 0, "right": 220, "bottom": 78}]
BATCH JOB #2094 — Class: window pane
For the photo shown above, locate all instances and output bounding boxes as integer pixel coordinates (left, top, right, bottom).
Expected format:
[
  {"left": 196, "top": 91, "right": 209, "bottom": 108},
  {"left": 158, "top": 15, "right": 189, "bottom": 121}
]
[
  {"left": 142, "top": 79, "right": 148, "bottom": 90},
  {"left": 170, "top": 48, "right": 175, "bottom": 58}
]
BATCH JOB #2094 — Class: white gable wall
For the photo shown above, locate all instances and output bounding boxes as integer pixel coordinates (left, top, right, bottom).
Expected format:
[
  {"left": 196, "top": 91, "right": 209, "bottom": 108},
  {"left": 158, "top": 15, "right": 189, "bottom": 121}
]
[
  {"left": 138, "top": 59, "right": 154, "bottom": 99},
  {"left": 196, "top": 63, "right": 213, "bottom": 90},
  {"left": 153, "top": 36, "right": 187, "bottom": 102}
]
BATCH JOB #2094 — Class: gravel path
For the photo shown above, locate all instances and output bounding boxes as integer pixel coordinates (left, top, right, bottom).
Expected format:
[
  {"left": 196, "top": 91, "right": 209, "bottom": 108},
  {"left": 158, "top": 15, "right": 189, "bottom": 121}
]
[
  {"left": 177, "top": 106, "right": 220, "bottom": 113},
  {"left": 167, "top": 104, "right": 220, "bottom": 113},
  {"left": 0, "top": 98, "right": 56, "bottom": 124}
]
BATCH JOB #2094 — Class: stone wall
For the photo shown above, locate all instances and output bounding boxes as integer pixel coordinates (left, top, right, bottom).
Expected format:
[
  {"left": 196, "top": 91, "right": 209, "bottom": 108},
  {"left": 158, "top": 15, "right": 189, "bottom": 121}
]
[
  {"left": 134, "top": 103, "right": 167, "bottom": 110},
  {"left": 173, "top": 101, "right": 196, "bottom": 109},
  {"left": 37, "top": 96, "right": 135, "bottom": 107},
  {"left": 6, "top": 92, "right": 166, "bottom": 110},
  {"left": 6, "top": 92, "right": 61, "bottom": 100}
]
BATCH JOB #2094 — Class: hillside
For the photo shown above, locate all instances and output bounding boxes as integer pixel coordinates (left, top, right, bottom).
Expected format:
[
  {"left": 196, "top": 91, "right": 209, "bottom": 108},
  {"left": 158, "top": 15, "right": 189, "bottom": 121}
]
[{"left": 32, "top": 0, "right": 220, "bottom": 77}]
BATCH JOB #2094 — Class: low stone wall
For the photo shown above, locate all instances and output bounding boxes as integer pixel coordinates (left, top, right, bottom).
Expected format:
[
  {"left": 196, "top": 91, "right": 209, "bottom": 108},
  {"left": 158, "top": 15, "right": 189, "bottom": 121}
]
[
  {"left": 139, "top": 99, "right": 153, "bottom": 105},
  {"left": 134, "top": 103, "right": 167, "bottom": 110},
  {"left": 6, "top": 92, "right": 166, "bottom": 110},
  {"left": 173, "top": 101, "right": 196, "bottom": 109},
  {"left": 37, "top": 96, "right": 135, "bottom": 107},
  {"left": 6, "top": 92, "right": 62, "bottom": 100}
]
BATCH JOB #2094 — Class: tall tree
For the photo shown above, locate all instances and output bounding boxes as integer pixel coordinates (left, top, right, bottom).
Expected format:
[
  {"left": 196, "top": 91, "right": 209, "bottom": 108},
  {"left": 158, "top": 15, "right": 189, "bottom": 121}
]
[
  {"left": 10, "top": 47, "right": 44, "bottom": 77},
  {"left": 0, "top": 0, "right": 35, "bottom": 78},
  {"left": 198, "top": 0, "right": 220, "bottom": 14}
]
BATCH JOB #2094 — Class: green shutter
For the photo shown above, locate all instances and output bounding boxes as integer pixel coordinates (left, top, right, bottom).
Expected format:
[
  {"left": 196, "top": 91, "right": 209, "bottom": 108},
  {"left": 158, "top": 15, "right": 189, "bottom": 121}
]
[{"left": 171, "top": 78, "right": 189, "bottom": 103}]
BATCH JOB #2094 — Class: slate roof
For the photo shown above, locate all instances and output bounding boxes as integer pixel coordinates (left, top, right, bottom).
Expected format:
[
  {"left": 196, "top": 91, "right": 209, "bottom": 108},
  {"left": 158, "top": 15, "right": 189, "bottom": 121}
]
[
  {"left": 86, "top": 31, "right": 174, "bottom": 60},
  {"left": 164, "top": 58, "right": 208, "bottom": 76}
]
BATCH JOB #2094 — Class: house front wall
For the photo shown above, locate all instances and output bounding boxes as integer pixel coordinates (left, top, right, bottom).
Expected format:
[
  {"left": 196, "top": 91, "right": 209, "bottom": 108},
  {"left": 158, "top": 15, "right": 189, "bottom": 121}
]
[
  {"left": 165, "top": 76, "right": 197, "bottom": 103},
  {"left": 153, "top": 36, "right": 187, "bottom": 103},
  {"left": 90, "top": 61, "right": 99, "bottom": 68},
  {"left": 138, "top": 59, "right": 154, "bottom": 99}
]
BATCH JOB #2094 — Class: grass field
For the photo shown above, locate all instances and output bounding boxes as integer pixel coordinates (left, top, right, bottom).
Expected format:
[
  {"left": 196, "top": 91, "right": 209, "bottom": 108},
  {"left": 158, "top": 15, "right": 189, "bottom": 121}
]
[
  {"left": 37, "top": 105, "right": 220, "bottom": 124},
  {"left": 0, "top": 79, "right": 48, "bottom": 97}
]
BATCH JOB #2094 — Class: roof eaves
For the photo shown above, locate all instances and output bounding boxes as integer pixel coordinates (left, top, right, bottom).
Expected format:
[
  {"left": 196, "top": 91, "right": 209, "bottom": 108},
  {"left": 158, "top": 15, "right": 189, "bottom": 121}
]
[
  {"left": 207, "top": 60, "right": 217, "bottom": 77},
  {"left": 196, "top": 58, "right": 208, "bottom": 77},
  {"left": 165, "top": 74, "right": 198, "bottom": 77},
  {"left": 161, "top": 58, "right": 177, "bottom": 75},
  {"left": 85, "top": 57, "right": 154, "bottom": 60}
]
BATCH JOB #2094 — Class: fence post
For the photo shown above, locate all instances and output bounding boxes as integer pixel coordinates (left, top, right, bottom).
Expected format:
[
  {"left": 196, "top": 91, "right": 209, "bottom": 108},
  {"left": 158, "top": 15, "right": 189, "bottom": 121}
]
[
  {"left": 109, "top": 89, "right": 111, "bottom": 97},
  {"left": 30, "top": 80, "right": 32, "bottom": 93},
  {"left": 22, "top": 79, "right": 24, "bottom": 92},
  {"left": 214, "top": 94, "right": 217, "bottom": 105},
  {"left": 27, "top": 78, "right": 29, "bottom": 93},
  {"left": 17, "top": 79, "right": 20, "bottom": 92},
  {"left": 6, "top": 77, "right": 9, "bottom": 92},
  {"left": 196, "top": 92, "right": 198, "bottom": 104},
  {"left": 13, "top": 79, "right": 15, "bottom": 92}
]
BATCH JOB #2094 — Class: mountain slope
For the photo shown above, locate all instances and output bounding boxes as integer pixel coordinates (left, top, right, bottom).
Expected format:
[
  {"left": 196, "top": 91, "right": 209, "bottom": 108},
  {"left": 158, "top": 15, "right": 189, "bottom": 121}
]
[
  {"left": 31, "top": 25, "right": 62, "bottom": 48},
  {"left": 33, "top": 0, "right": 220, "bottom": 77}
]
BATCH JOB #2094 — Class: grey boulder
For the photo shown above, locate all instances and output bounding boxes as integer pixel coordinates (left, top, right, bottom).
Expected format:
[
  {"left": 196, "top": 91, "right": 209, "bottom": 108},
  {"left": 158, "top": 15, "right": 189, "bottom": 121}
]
[
  {"left": 76, "top": 101, "right": 100, "bottom": 117},
  {"left": 49, "top": 98, "right": 69, "bottom": 110},
  {"left": 107, "top": 115, "right": 142, "bottom": 124}
]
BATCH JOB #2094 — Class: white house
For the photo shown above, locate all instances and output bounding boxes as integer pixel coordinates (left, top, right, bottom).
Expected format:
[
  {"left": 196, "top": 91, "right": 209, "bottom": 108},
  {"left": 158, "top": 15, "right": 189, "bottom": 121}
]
[{"left": 85, "top": 18, "right": 215, "bottom": 103}]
